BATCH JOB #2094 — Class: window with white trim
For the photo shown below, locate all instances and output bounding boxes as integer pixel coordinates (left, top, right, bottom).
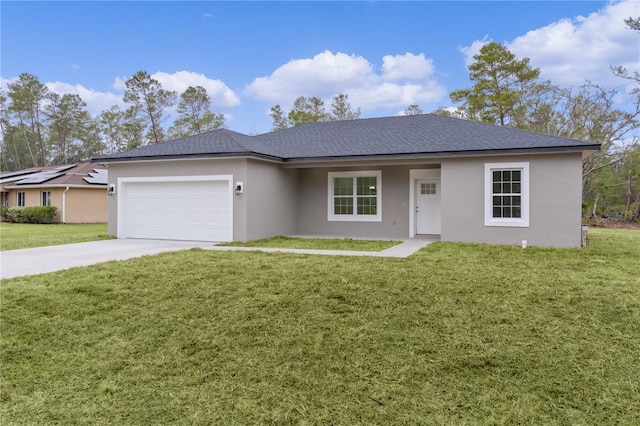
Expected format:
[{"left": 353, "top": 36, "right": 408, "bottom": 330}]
[
  {"left": 41, "top": 191, "right": 51, "bottom": 206},
  {"left": 328, "top": 171, "right": 382, "bottom": 222},
  {"left": 17, "top": 192, "right": 26, "bottom": 207},
  {"left": 484, "top": 162, "right": 529, "bottom": 227}
]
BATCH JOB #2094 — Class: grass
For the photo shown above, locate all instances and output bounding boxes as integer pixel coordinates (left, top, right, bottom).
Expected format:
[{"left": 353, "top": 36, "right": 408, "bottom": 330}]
[
  {"left": 220, "top": 235, "right": 402, "bottom": 251},
  {"left": 0, "top": 223, "right": 112, "bottom": 250},
  {"left": 1, "top": 228, "right": 639, "bottom": 424}
]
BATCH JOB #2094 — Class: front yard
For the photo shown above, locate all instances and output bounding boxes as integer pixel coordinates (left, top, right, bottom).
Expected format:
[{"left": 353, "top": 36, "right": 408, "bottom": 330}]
[
  {"left": 1, "top": 228, "right": 639, "bottom": 424},
  {"left": 0, "top": 223, "right": 111, "bottom": 250}
]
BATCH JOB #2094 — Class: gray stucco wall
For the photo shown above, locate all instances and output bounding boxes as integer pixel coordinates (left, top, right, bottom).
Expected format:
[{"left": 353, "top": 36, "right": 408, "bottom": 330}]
[
  {"left": 296, "top": 165, "right": 433, "bottom": 239},
  {"left": 245, "top": 159, "right": 299, "bottom": 240},
  {"left": 105, "top": 152, "right": 584, "bottom": 247},
  {"left": 440, "top": 153, "right": 584, "bottom": 248},
  {"left": 105, "top": 158, "right": 249, "bottom": 240}
]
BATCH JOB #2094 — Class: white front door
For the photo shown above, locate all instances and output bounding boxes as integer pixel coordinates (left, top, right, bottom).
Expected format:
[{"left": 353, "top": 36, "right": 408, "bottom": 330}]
[{"left": 416, "top": 179, "right": 441, "bottom": 235}]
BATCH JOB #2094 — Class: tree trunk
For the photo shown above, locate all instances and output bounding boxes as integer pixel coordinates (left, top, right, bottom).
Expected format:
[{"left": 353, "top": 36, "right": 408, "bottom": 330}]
[
  {"left": 626, "top": 170, "right": 632, "bottom": 219},
  {"left": 633, "top": 191, "right": 640, "bottom": 223},
  {"left": 592, "top": 193, "right": 599, "bottom": 219}
]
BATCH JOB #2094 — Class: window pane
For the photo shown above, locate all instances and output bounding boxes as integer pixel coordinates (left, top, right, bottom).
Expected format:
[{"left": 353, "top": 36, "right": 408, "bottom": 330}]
[
  {"left": 334, "top": 177, "right": 353, "bottom": 196},
  {"left": 421, "top": 183, "right": 436, "bottom": 195},
  {"left": 357, "top": 176, "right": 376, "bottom": 196},
  {"left": 357, "top": 196, "right": 377, "bottom": 215},
  {"left": 491, "top": 168, "right": 522, "bottom": 206},
  {"left": 42, "top": 191, "right": 51, "bottom": 206},
  {"left": 334, "top": 196, "right": 353, "bottom": 215}
]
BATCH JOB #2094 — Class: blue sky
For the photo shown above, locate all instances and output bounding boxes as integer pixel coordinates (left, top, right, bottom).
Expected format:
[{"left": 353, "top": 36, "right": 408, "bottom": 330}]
[{"left": 2, "top": 1, "right": 638, "bottom": 135}]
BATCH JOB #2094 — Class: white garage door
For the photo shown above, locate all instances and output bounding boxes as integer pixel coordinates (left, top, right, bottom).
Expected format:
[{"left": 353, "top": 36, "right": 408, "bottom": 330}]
[{"left": 118, "top": 176, "right": 233, "bottom": 242}]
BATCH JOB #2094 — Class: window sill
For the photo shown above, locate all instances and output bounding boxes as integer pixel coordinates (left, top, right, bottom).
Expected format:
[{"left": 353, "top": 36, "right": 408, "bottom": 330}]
[
  {"left": 484, "top": 219, "right": 529, "bottom": 228},
  {"left": 329, "top": 215, "right": 382, "bottom": 222}
]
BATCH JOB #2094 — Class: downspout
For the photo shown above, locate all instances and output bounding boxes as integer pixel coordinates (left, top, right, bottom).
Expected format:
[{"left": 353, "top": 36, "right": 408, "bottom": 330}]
[{"left": 62, "top": 186, "right": 70, "bottom": 223}]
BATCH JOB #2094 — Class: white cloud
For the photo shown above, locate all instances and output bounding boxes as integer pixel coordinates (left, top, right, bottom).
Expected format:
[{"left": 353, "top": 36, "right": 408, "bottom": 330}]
[
  {"left": 382, "top": 52, "right": 435, "bottom": 81},
  {"left": 509, "top": 0, "right": 639, "bottom": 87},
  {"left": 0, "top": 76, "right": 17, "bottom": 91},
  {"left": 151, "top": 71, "right": 240, "bottom": 108},
  {"left": 112, "top": 77, "right": 126, "bottom": 91},
  {"left": 113, "top": 71, "right": 240, "bottom": 109},
  {"left": 244, "top": 50, "right": 446, "bottom": 110},
  {"left": 44, "top": 81, "right": 124, "bottom": 116},
  {"left": 460, "top": 37, "right": 491, "bottom": 67},
  {"left": 461, "top": 0, "right": 639, "bottom": 88},
  {"left": 245, "top": 51, "right": 373, "bottom": 103},
  {"left": 42, "top": 70, "right": 240, "bottom": 117}
]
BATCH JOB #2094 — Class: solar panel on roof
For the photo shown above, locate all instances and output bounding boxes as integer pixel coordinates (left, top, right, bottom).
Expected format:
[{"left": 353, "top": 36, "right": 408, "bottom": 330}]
[
  {"left": 54, "top": 164, "right": 77, "bottom": 172},
  {"left": 0, "top": 169, "right": 43, "bottom": 180},
  {"left": 83, "top": 169, "right": 108, "bottom": 185},
  {"left": 15, "top": 171, "right": 64, "bottom": 185}
]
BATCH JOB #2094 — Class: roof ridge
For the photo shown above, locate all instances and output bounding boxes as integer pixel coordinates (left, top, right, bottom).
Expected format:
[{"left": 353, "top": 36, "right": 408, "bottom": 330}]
[{"left": 93, "top": 114, "right": 600, "bottom": 163}]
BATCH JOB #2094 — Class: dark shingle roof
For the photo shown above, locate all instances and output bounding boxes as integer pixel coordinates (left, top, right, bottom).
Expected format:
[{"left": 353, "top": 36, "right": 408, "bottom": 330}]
[
  {"left": 94, "top": 114, "right": 600, "bottom": 163},
  {"left": 98, "top": 129, "right": 263, "bottom": 159}
]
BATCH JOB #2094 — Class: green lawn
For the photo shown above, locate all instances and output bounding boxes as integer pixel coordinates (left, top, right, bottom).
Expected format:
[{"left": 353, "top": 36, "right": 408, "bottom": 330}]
[
  {"left": 1, "top": 228, "right": 639, "bottom": 424},
  {"left": 220, "top": 235, "right": 402, "bottom": 251},
  {"left": 0, "top": 223, "right": 111, "bottom": 250}
]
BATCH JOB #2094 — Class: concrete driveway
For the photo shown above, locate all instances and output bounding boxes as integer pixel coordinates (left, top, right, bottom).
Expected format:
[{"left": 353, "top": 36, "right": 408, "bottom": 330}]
[
  {"left": 0, "top": 239, "right": 214, "bottom": 280},
  {"left": 1, "top": 236, "right": 438, "bottom": 280}
]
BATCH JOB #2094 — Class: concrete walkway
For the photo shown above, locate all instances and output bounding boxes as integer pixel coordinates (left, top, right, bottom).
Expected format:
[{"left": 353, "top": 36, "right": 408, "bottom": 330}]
[
  {"left": 206, "top": 237, "right": 438, "bottom": 258},
  {"left": 1, "top": 237, "right": 438, "bottom": 280}
]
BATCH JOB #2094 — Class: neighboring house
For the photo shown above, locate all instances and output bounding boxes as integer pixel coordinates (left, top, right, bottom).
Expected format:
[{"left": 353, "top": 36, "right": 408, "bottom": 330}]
[
  {"left": 94, "top": 114, "right": 600, "bottom": 248},
  {"left": 0, "top": 163, "right": 108, "bottom": 223}
]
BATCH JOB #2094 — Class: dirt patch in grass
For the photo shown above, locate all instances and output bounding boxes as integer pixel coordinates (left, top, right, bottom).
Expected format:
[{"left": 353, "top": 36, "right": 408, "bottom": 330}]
[{"left": 583, "top": 217, "right": 640, "bottom": 230}]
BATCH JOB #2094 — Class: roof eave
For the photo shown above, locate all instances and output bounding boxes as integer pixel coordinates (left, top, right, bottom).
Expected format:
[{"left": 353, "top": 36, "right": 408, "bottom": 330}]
[
  {"left": 92, "top": 151, "right": 285, "bottom": 164},
  {"left": 282, "top": 144, "right": 601, "bottom": 164},
  {"left": 3, "top": 183, "right": 107, "bottom": 190}
]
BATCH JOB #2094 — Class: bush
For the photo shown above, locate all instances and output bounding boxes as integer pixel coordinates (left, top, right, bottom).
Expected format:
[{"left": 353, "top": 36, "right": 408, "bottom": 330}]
[
  {"left": 0, "top": 206, "right": 9, "bottom": 222},
  {"left": 5, "top": 206, "right": 58, "bottom": 224}
]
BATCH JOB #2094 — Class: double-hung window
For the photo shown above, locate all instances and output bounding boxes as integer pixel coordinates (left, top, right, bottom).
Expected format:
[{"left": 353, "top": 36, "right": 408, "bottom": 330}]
[
  {"left": 41, "top": 191, "right": 51, "bottom": 206},
  {"left": 484, "top": 162, "right": 529, "bottom": 227},
  {"left": 328, "top": 171, "right": 382, "bottom": 222},
  {"left": 17, "top": 192, "right": 26, "bottom": 207}
]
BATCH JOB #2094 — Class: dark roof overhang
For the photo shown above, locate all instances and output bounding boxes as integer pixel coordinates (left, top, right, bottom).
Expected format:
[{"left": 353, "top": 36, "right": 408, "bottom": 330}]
[
  {"left": 280, "top": 144, "right": 601, "bottom": 165},
  {"left": 93, "top": 151, "right": 285, "bottom": 164}
]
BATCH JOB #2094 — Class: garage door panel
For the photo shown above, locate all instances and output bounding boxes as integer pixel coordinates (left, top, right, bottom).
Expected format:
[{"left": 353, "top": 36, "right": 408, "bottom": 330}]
[{"left": 119, "top": 178, "right": 232, "bottom": 242}]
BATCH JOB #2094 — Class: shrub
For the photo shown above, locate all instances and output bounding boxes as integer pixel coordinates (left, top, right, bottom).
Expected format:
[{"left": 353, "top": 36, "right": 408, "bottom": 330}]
[
  {"left": 0, "top": 206, "right": 9, "bottom": 222},
  {"left": 5, "top": 206, "right": 58, "bottom": 224}
]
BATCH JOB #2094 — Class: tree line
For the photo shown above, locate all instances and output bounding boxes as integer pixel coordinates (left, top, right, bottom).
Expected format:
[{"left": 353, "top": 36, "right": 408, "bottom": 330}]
[
  {"left": 0, "top": 71, "right": 226, "bottom": 170},
  {"left": 1, "top": 17, "right": 638, "bottom": 222}
]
